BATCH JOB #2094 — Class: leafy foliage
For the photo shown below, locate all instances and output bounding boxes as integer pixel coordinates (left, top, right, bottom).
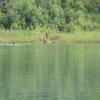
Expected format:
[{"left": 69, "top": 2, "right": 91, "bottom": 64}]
[{"left": 0, "top": 0, "right": 99, "bottom": 32}]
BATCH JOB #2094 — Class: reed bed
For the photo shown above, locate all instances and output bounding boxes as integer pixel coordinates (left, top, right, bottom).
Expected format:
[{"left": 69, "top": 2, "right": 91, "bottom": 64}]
[{"left": 0, "top": 30, "right": 100, "bottom": 43}]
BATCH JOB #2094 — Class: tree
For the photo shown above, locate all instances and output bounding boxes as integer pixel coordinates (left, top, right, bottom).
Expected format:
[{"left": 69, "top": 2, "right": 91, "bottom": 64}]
[{"left": 0, "top": 0, "right": 99, "bottom": 31}]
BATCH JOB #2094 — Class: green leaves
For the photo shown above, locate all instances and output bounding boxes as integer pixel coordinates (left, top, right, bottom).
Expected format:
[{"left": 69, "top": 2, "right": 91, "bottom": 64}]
[{"left": 0, "top": 0, "right": 99, "bottom": 32}]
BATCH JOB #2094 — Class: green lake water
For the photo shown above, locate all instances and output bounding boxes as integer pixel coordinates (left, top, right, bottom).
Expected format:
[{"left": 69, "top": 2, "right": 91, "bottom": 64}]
[{"left": 0, "top": 44, "right": 100, "bottom": 100}]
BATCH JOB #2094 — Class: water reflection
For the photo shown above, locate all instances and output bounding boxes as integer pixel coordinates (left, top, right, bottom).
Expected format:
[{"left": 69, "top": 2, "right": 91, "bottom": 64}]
[{"left": 0, "top": 44, "right": 100, "bottom": 100}]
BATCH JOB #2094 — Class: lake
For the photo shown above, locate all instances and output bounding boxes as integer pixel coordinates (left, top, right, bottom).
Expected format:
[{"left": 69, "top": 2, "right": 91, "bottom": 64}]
[{"left": 0, "top": 44, "right": 100, "bottom": 100}]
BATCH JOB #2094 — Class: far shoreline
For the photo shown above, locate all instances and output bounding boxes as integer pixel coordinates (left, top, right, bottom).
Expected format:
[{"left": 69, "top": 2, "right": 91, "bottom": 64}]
[
  {"left": 0, "top": 42, "right": 100, "bottom": 46},
  {"left": 0, "top": 30, "right": 100, "bottom": 44}
]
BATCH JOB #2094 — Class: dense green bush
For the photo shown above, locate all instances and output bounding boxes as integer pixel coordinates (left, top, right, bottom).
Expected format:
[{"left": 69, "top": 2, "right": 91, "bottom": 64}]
[{"left": 0, "top": 0, "right": 99, "bottom": 32}]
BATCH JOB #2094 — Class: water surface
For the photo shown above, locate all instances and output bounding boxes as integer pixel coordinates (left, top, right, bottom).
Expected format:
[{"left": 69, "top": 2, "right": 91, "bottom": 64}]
[{"left": 0, "top": 44, "right": 100, "bottom": 100}]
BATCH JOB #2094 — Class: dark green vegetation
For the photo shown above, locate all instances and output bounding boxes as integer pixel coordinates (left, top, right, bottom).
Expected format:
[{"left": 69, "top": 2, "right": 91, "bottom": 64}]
[
  {"left": 0, "top": 0, "right": 100, "bottom": 43},
  {"left": 0, "top": 0, "right": 100, "bottom": 32},
  {"left": 0, "top": 44, "right": 100, "bottom": 100}
]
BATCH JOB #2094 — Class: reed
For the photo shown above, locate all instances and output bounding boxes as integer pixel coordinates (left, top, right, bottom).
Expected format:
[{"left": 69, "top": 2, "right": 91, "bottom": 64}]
[{"left": 0, "top": 29, "right": 100, "bottom": 43}]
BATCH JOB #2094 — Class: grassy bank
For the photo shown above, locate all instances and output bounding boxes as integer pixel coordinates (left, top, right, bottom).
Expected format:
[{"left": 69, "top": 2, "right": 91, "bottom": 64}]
[{"left": 0, "top": 30, "right": 100, "bottom": 43}]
